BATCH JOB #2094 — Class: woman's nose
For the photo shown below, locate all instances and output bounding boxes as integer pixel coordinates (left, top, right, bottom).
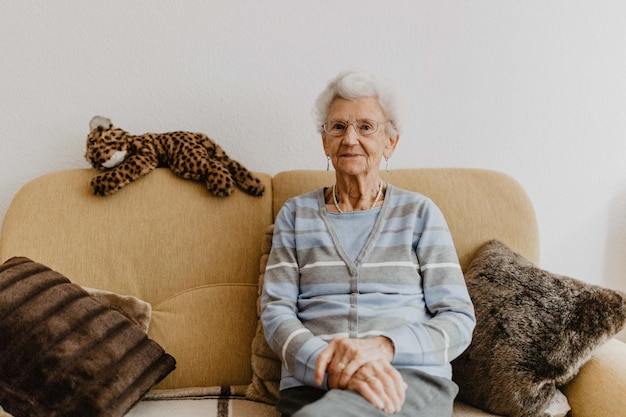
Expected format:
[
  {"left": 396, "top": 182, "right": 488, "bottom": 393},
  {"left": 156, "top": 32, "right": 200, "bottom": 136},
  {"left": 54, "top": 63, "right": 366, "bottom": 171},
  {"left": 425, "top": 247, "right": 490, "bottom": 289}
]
[{"left": 342, "top": 124, "right": 360, "bottom": 144}]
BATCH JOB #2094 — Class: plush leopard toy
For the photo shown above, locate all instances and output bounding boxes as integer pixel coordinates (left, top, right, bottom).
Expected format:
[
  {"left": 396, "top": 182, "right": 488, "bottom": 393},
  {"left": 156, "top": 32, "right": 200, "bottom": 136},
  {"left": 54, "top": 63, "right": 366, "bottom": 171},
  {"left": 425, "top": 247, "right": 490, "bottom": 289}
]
[{"left": 85, "top": 116, "right": 265, "bottom": 197}]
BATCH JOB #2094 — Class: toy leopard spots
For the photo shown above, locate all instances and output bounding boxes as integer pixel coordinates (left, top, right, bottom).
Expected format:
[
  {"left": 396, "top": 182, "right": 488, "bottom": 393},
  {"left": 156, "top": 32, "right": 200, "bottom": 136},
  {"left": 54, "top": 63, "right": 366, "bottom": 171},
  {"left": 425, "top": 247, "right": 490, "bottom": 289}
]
[{"left": 85, "top": 116, "right": 265, "bottom": 197}]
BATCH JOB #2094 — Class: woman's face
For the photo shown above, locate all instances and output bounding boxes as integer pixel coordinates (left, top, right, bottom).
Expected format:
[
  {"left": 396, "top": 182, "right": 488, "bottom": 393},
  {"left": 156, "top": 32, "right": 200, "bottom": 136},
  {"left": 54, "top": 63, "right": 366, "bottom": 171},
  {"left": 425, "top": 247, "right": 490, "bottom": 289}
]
[{"left": 322, "top": 97, "right": 399, "bottom": 178}]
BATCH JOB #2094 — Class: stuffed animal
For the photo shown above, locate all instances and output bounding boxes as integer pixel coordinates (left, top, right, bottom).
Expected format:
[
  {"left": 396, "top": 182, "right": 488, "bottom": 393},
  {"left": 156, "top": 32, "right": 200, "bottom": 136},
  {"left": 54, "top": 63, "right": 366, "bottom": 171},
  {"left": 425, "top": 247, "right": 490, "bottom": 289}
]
[{"left": 85, "top": 116, "right": 265, "bottom": 197}]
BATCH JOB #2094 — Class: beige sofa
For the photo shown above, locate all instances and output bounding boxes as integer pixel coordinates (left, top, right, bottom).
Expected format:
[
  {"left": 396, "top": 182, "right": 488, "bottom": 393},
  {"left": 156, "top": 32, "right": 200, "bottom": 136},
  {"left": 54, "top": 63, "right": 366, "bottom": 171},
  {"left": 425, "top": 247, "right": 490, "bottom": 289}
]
[{"left": 0, "top": 168, "right": 624, "bottom": 417}]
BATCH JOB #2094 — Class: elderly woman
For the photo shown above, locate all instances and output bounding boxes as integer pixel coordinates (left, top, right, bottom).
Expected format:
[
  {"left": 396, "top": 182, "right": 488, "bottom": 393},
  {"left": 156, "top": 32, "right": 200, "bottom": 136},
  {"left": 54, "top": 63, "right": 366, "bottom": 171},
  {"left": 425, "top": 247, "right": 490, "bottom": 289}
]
[{"left": 261, "top": 71, "right": 475, "bottom": 417}]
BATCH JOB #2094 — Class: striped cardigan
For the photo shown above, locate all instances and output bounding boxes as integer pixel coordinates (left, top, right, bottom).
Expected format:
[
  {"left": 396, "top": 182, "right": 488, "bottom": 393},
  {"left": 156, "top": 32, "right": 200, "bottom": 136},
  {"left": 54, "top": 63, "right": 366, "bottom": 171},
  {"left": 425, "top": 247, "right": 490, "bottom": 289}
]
[{"left": 261, "top": 185, "right": 476, "bottom": 390}]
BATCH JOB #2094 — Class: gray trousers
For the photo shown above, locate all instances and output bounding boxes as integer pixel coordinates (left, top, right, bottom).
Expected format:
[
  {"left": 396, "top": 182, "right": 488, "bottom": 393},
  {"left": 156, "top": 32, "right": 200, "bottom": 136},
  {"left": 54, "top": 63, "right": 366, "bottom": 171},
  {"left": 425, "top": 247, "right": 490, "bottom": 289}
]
[{"left": 277, "top": 369, "right": 458, "bottom": 417}]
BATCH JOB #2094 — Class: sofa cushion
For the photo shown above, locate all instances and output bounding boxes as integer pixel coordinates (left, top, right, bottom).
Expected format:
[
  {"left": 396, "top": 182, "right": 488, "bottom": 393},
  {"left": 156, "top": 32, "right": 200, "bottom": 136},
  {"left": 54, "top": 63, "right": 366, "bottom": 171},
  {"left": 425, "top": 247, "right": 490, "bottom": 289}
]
[
  {"left": 271, "top": 169, "right": 540, "bottom": 272},
  {"left": 246, "top": 225, "right": 281, "bottom": 405},
  {"left": 452, "top": 240, "right": 626, "bottom": 417},
  {"left": 0, "top": 168, "right": 274, "bottom": 390},
  {"left": 127, "top": 386, "right": 280, "bottom": 417},
  {"left": 0, "top": 257, "right": 176, "bottom": 417}
]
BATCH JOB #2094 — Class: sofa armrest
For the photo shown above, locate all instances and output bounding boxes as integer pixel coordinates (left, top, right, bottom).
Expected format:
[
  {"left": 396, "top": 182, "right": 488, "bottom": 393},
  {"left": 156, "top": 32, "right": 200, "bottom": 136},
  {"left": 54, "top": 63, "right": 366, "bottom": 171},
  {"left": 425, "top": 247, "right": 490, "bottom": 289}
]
[{"left": 563, "top": 338, "right": 626, "bottom": 417}]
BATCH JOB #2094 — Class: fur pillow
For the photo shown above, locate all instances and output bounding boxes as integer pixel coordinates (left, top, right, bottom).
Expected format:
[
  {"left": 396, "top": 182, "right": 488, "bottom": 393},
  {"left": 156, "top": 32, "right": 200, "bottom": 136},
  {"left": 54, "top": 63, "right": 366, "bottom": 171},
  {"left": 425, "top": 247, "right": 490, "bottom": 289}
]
[
  {"left": 0, "top": 257, "right": 176, "bottom": 417},
  {"left": 452, "top": 240, "right": 626, "bottom": 417},
  {"left": 83, "top": 287, "right": 152, "bottom": 333}
]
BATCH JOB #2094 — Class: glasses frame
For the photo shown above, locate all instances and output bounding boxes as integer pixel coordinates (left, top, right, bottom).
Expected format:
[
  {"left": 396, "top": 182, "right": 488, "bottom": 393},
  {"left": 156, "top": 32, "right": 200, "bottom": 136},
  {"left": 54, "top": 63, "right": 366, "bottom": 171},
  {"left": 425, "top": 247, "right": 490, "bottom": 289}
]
[{"left": 322, "top": 119, "right": 389, "bottom": 137}]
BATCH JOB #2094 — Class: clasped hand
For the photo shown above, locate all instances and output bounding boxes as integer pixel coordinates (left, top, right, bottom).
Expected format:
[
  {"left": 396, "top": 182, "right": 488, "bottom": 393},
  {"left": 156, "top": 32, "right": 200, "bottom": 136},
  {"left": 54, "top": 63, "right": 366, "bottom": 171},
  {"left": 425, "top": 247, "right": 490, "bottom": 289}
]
[{"left": 314, "top": 336, "right": 408, "bottom": 414}]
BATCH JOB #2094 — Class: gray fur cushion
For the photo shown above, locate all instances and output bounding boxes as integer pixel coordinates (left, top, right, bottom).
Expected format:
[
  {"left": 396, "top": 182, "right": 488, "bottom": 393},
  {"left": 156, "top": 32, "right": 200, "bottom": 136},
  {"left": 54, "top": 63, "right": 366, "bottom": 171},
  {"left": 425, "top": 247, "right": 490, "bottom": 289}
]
[{"left": 452, "top": 240, "right": 626, "bottom": 417}]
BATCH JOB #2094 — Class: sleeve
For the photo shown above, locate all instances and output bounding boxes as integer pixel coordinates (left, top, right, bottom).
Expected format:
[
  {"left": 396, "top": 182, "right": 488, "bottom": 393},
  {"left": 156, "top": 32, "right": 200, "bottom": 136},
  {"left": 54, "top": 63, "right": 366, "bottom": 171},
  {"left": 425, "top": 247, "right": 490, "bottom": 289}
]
[
  {"left": 260, "top": 203, "right": 328, "bottom": 388},
  {"left": 383, "top": 199, "right": 476, "bottom": 367}
]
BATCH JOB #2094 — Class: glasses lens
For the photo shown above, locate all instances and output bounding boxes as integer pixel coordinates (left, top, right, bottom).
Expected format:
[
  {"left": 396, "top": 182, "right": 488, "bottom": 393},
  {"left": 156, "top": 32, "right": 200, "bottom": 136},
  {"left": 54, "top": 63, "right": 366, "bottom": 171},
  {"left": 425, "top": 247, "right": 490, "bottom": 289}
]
[
  {"left": 357, "top": 120, "right": 378, "bottom": 135},
  {"left": 324, "top": 120, "right": 380, "bottom": 136},
  {"left": 325, "top": 121, "right": 346, "bottom": 136}
]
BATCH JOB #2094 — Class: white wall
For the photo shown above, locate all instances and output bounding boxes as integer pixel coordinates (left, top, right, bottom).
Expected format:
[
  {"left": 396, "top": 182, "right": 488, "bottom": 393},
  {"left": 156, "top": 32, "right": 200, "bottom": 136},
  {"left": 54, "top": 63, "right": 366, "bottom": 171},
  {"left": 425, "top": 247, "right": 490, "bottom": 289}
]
[{"left": 2, "top": 1, "right": 626, "bottom": 301}]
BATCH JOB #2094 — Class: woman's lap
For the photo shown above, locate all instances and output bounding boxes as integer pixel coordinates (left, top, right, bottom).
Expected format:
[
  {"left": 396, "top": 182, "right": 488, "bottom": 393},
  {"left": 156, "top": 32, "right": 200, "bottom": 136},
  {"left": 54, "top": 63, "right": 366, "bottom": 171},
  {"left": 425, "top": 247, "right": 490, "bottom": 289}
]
[{"left": 277, "top": 369, "right": 458, "bottom": 417}]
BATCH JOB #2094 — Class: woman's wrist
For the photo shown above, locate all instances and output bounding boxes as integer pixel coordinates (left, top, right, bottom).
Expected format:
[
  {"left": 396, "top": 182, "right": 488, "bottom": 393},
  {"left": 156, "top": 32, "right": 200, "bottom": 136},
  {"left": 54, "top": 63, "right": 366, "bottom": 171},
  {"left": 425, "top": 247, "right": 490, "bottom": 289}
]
[{"left": 376, "top": 336, "right": 395, "bottom": 363}]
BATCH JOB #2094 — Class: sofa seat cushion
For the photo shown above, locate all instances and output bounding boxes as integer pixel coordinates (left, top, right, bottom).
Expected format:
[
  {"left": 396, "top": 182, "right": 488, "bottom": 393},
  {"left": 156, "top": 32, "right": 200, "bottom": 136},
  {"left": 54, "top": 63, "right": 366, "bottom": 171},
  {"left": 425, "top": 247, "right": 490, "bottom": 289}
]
[
  {"left": 125, "top": 396, "right": 497, "bottom": 417},
  {"left": 126, "top": 386, "right": 499, "bottom": 417},
  {"left": 128, "top": 399, "right": 280, "bottom": 417},
  {"left": 1, "top": 394, "right": 501, "bottom": 417},
  {"left": 126, "top": 386, "right": 280, "bottom": 417}
]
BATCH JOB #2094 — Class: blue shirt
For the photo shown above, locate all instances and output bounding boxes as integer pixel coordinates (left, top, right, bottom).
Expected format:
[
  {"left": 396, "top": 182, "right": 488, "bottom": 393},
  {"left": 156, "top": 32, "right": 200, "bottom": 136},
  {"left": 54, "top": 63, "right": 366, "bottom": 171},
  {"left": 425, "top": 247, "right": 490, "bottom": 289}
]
[{"left": 327, "top": 206, "right": 380, "bottom": 262}]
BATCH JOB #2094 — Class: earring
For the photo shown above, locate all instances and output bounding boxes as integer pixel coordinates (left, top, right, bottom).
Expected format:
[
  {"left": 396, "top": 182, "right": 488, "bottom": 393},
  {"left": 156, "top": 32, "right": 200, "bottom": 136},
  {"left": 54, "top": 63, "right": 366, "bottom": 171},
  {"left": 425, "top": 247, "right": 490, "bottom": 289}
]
[
  {"left": 384, "top": 157, "right": 389, "bottom": 173},
  {"left": 326, "top": 157, "right": 330, "bottom": 171}
]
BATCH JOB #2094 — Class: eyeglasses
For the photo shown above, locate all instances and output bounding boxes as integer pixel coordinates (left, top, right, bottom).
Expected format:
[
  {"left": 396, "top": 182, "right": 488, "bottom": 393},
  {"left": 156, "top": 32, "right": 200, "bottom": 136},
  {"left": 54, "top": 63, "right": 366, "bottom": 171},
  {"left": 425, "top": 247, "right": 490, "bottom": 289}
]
[{"left": 322, "top": 119, "right": 388, "bottom": 137}]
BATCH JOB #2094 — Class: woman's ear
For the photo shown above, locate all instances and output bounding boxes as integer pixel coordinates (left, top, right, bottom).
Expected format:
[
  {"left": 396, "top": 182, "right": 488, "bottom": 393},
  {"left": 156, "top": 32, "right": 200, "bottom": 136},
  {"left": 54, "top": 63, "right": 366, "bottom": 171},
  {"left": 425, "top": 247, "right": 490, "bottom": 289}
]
[
  {"left": 322, "top": 135, "right": 329, "bottom": 156},
  {"left": 384, "top": 134, "right": 400, "bottom": 159}
]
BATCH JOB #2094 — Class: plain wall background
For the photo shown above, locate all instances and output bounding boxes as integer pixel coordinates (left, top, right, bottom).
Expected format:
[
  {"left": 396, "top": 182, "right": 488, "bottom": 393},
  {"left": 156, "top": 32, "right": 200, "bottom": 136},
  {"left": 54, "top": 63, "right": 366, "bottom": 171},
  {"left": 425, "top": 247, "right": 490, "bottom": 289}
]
[{"left": 2, "top": 2, "right": 625, "bottom": 318}]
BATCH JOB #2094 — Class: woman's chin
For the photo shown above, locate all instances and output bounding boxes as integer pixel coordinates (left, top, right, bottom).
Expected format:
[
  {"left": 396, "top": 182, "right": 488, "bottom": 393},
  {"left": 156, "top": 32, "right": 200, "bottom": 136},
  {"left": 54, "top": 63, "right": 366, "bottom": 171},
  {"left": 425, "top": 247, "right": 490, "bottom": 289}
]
[{"left": 335, "top": 159, "right": 371, "bottom": 175}]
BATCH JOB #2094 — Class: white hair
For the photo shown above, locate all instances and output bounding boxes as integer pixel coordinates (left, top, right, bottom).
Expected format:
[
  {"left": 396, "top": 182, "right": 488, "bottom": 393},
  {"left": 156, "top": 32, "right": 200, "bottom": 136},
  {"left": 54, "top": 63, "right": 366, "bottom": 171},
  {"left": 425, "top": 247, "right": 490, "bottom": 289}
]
[{"left": 314, "top": 70, "right": 400, "bottom": 137}]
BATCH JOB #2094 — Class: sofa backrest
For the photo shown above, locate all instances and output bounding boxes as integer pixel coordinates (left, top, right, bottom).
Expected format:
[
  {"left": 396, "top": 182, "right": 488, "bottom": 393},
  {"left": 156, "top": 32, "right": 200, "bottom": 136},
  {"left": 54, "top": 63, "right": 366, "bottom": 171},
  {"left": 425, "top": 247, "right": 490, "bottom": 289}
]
[
  {"left": 0, "top": 168, "right": 273, "bottom": 389},
  {"left": 273, "top": 169, "right": 539, "bottom": 271}
]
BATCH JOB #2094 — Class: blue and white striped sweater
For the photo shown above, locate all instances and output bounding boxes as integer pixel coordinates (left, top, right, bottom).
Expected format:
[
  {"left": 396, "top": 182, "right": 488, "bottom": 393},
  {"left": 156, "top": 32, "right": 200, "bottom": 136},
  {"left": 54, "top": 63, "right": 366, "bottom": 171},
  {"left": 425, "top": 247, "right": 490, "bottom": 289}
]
[{"left": 261, "top": 184, "right": 475, "bottom": 390}]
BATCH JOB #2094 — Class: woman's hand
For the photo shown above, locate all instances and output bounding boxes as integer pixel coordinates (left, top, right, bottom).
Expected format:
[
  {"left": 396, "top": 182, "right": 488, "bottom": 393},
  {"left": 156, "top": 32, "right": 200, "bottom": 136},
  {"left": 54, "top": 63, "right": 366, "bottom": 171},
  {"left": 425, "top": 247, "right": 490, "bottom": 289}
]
[
  {"left": 314, "top": 337, "right": 407, "bottom": 413},
  {"left": 347, "top": 359, "right": 407, "bottom": 414}
]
